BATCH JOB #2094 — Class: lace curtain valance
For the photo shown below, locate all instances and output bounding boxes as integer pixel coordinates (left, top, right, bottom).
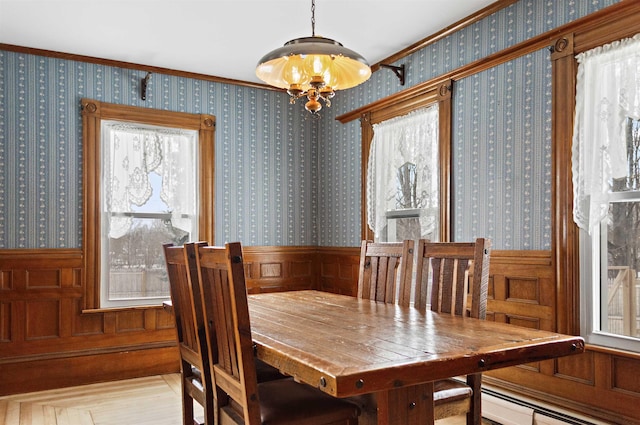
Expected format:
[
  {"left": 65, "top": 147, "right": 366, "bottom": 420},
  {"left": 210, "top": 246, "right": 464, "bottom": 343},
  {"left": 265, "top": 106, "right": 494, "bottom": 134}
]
[
  {"left": 366, "top": 105, "right": 439, "bottom": 240},
  {"left": 572, "top": 33, "right": 640, "bottom": 233},
  {"left": 102, "top": 121, "right": 197, "bottom": 238}
]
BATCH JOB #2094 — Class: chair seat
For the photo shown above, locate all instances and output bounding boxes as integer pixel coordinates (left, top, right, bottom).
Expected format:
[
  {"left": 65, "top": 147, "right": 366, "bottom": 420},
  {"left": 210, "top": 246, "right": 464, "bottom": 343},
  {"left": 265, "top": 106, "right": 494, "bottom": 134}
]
[
  {"left": 259, "top": 378, "right": 360, "bottom": 425},
  {"left": 434, "top": 378, "right": 473, "bottom": 405}
]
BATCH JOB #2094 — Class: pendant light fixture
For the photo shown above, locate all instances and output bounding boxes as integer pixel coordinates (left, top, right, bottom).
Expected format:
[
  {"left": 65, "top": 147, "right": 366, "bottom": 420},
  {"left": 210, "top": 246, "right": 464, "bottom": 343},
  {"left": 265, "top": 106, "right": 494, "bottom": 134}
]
[{"left": 256, "top": 0, "right": 371, "bottom": 115}]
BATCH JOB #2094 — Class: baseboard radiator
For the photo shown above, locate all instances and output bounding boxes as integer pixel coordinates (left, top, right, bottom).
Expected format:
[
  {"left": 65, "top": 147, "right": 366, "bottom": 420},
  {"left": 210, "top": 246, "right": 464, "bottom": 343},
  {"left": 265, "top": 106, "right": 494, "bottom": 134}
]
[{"left": 482, "top": 387, "right": 610, "bottom": 425}]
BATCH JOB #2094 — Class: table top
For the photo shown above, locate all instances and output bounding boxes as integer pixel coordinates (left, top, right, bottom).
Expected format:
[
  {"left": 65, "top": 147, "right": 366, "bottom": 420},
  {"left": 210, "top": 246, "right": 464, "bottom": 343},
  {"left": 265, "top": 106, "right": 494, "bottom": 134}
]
[{"left": 248, "top": 290, "right": 585, "bottom": 398}]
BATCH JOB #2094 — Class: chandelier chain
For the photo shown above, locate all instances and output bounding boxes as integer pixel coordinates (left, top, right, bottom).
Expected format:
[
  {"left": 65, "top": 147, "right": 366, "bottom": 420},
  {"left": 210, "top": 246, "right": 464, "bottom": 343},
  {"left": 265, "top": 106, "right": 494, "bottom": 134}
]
[{"left": 311, "top": 0, "right": 316, "bottom": 36}]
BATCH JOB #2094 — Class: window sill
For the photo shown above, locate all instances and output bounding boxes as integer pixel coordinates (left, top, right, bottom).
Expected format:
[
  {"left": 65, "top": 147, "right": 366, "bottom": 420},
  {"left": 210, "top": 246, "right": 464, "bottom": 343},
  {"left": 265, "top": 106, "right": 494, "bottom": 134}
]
[{"left": 82, "top": 304, "right": 167, "bottom": 314}]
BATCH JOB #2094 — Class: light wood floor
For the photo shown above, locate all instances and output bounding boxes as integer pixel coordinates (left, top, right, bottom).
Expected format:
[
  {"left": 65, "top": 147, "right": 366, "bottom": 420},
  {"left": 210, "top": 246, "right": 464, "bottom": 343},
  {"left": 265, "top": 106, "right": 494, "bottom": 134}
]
[
  {"left": 0, "top": 374, "right": 197, "bottom": 425},
  {"left": 0, "top": 374, "right": 481, "bottom": 425}
]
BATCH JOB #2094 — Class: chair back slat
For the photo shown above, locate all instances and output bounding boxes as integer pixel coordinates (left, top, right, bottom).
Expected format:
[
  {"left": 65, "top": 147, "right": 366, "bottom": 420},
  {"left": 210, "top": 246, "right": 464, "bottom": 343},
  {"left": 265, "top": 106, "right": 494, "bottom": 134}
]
[
  {"left": 415, "top": 238, "right": 491, "bottom": 319},
  {"left": 431, "top": 257, "right": 470, "bottom": 316},
  {"left": 163, "top": 244, "right": 204, "bottom": 370},
  {"left": 357, "top": 240, "right": 414, "bottom": 306},
  {"left": 196, "top": 243, "right": 261, "bottom": 424}
]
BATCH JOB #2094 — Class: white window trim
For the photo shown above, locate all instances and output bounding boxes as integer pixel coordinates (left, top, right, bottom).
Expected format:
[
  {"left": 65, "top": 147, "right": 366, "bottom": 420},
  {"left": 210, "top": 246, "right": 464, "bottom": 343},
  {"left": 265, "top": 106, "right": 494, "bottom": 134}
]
[{"left": 580, "top": 223, "right": 640, "bottom": 352}]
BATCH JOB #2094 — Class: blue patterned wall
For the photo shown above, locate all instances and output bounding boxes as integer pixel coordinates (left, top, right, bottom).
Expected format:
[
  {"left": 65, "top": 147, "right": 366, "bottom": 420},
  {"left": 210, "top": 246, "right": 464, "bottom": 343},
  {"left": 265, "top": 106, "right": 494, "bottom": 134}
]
[
  {"left": 318, "top": 0, "right": 619, "bottom": 249},
  {"left": 0, "top": 53, "right": 316, "bottom": 248},
  {"left": 0, "top": 0, "right": 621, "bottom": 249}
]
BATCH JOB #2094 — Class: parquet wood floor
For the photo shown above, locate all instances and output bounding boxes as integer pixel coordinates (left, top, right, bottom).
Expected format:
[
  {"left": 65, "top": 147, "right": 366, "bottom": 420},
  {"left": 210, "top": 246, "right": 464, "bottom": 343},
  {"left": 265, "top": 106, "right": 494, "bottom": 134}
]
[
  {"left": 0, "top": 374, "right": 203, "bottom": 425},
  {"left": 0, "top": 374, "right": 482, "bottom": 425}
]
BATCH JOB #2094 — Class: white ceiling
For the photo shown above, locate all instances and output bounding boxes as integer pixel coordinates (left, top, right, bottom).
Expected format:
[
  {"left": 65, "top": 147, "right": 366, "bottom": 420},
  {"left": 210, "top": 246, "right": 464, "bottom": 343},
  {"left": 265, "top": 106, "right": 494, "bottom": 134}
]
[{"left": 0, "top": 0, "right": 497, "bottom": 86}]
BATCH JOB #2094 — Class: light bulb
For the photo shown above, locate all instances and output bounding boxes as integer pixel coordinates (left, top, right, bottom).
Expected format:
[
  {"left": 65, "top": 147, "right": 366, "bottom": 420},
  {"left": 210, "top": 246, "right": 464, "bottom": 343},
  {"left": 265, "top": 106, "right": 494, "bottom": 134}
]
[{"left": 282, "top": 55, "right": 309, "bottom": 86}]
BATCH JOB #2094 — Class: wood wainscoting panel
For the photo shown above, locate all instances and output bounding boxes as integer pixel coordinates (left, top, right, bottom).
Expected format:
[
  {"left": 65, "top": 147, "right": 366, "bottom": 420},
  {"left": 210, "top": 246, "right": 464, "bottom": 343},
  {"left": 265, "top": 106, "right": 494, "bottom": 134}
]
[
  {"left": 0, "top": 249, "right": 179, "bottom": 396},
  {"left": 259, "top": 262, "right": 282, "bottom": 278},
  {"left": 114, "top": 310, "right": 147, "bottom": 333},
  {"left": 316, "top": 246, "right": 361, "bottom": 296},
  {"left": 3, "top": 245, "right": 640, "bottom": 424},
  {"left": 155, "top": 307, "right": 177, "bottom": 330},
  {"left": 488, "top": 250, "right": 555, "bottom": 332},
  {"left": 0, "top": 300, "right": 11, "bottom": 342},
  {"left": 555, "top": 349, "right": 595, "bottom": 385},
  {"left": 242, "top": 246, "right": 318, "bottom": 293},
  {"left": 504, "top": 277, "right": 540, "bottom": 303},
  {"left": 25, "top": 269, "right": 62, "bottom": 288},
  {"left": 71, "top": 298, "right": 104, "bottom": 336},
  {"left": 612, "top": 355, "right": 640, "bottom": 395},
  {"left": 25, "top": 299, "right": 61, "bottom": 340},
  {"left": 486, "top": 348, "right": 640, "bottom": 425},
  {"left": 0, "top": 270, "right": 12, "bottom": 289}
]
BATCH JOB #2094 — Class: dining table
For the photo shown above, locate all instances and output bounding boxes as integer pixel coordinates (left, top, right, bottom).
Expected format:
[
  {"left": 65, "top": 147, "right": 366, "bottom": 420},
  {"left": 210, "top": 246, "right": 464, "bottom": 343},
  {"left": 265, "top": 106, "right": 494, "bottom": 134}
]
[{"left": 247, "top": 290, "right": 585, "bottom": 425}]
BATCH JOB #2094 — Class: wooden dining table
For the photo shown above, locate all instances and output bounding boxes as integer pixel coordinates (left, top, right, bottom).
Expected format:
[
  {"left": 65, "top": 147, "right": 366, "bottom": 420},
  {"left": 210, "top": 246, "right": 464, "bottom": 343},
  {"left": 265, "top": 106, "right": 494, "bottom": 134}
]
[{"left": 248, "top": 290, "right": 585, "bottom": 425}]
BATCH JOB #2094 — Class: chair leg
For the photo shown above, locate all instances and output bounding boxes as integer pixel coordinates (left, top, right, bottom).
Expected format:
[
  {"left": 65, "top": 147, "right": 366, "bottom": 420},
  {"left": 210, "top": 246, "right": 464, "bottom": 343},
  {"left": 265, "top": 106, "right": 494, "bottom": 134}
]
[
  {"left": 203, "top": 391, "right": 215, "bottom": 425},
  {"left": 183, "top": 392, "right": 195, "bottom": 425},
  {"left": 466, "top": 373, "right": 482, "bottom": 425}
]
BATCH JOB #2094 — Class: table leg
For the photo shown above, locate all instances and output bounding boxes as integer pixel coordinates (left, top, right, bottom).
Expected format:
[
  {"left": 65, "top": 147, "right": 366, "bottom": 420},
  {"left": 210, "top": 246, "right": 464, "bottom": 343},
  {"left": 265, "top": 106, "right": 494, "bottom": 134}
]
[{"left": 352, "top": 382, "right": 435, "bottom": 425}]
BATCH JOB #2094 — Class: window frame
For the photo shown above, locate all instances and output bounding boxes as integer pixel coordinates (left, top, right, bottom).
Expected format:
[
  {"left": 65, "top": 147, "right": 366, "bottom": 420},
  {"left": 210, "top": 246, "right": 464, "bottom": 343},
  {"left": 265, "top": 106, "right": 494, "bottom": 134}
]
[{"left": 81, "top": 99, "right": 215, "bottom": 311}]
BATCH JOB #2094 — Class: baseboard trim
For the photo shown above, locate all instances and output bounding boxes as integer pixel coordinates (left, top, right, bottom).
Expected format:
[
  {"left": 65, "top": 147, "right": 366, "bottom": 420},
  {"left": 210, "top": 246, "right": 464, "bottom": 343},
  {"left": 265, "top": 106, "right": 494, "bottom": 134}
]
[{"left": 482, "top": 387, "right": 610, "bottom": 425}]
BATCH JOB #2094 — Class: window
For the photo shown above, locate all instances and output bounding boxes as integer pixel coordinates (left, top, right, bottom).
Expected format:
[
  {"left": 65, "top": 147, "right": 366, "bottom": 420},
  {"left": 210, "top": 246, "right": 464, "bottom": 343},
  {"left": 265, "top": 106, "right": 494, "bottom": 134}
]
[
  {"left": 356, "top": 79, "right": 452, "bottom": 243},
  {"left": 100, "top": 121, "right": 198, "bottom": 307},
  {"left": 81, "top": 99, "right": 215, "bottom": 310},
  {"left": 366, "top": 105, "right": 440, "bottom": 242},
  {"left": 580, "top": 118, "right": 640, "bottom": 351},
  {"left": 573, "top": 35, "right": 640, "bottom": 351}
]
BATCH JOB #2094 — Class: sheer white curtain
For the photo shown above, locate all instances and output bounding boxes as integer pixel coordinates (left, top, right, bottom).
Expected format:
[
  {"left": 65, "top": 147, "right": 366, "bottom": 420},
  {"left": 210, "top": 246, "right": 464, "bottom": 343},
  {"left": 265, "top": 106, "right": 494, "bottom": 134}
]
[
  {"left": 367, "top": 105, "right": 439, "bottom": 240},
  {"left": 572, "top": 33, "right": 640, "bottom": 233},
  {"left": 102, "top": 121, "right": 197, "bottom": 238}
]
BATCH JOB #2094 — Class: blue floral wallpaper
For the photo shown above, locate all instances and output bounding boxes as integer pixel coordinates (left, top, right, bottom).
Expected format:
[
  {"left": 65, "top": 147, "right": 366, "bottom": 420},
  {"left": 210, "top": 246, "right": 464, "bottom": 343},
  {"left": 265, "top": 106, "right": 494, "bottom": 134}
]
[{"left": 0, "top": 0, "right": 621, "bottom": 250}]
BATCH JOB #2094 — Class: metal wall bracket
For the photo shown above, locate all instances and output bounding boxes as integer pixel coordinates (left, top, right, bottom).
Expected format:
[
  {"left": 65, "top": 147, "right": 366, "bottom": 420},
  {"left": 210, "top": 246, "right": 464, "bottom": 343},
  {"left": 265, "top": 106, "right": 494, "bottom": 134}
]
[
  {"left": 380, "top": 63, "right": 405, "bottom": 85},
  {"left": 141, "top": 72, "right": 152, "bottom": 100}
]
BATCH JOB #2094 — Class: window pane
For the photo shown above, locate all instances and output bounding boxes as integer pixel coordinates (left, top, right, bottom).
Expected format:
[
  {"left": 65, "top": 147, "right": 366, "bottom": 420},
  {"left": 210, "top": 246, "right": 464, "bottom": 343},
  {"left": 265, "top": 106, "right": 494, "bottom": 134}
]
[
  {"left": 612, "top": 117, "right": 640, "bottom": 192},
  {"left": 107, "top": 217, "right": 190, "bottom": 300},
  {"left": 602, "top": 201, "right": 640, "bottom": 338}
]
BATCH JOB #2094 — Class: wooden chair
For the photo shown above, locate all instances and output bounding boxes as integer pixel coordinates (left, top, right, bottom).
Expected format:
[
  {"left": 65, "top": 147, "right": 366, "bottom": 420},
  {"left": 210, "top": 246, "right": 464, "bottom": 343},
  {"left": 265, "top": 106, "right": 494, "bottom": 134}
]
[
  {"left": 163, "top": 242, "right": 214, "bottom": 425},
  {"left": 357, "top": 240, "right": 415, "bottom": 306},
  {"left": 414, "top": 238, "right": 492, "bottom": 425},
  {"left": 194, "top": 242, "right": 360, "bottom": 425},
  {"left": 163, "top": 242, "right": 282, "bottom": 425},
  {"left": 183, "top": 242, "right": 285, "bottom": 385}
]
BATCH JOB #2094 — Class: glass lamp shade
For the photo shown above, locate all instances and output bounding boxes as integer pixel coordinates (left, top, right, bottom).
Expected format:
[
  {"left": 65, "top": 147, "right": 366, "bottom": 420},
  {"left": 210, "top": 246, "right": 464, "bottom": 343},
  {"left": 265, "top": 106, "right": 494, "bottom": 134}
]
[{"left": 256, "top": 36, "right": 371, "bottom": 92}]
